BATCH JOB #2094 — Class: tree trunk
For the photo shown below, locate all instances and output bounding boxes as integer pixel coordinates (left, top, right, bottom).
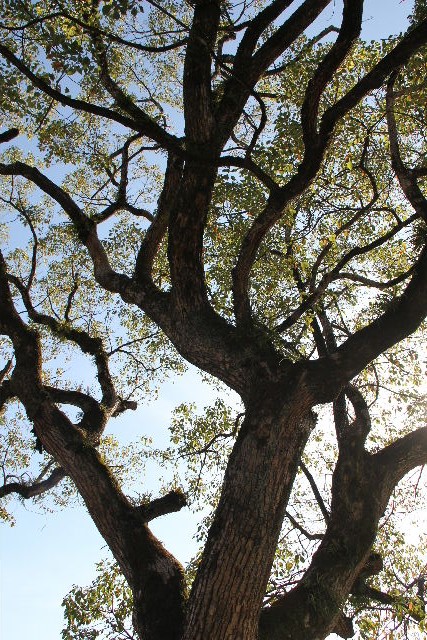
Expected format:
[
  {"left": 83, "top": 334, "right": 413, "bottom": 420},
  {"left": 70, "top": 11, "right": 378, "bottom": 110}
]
[{"left": 183, "top": 379, "right": 315, "bottom": 640}]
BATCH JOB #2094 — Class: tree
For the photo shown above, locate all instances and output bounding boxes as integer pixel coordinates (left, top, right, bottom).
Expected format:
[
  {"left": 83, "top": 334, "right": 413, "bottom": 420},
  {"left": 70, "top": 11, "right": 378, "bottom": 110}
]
[{"left": 0, "top": 1, "right": 427, "bottom": 639}]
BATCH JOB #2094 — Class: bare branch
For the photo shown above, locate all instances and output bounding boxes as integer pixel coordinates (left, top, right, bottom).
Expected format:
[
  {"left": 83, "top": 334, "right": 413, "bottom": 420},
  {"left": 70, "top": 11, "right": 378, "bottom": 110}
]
[
  {"left": 0, "top": 466, "right": 66, "bottom": 499},
  {"left": 0, "top": 128, "right": 19, "bottom": 143},
  {"left": 300, "top": 460, "right": 330, "bottom": 522},
  {"left": 285, "top": 510, "right": 324, "bottom": 540}
]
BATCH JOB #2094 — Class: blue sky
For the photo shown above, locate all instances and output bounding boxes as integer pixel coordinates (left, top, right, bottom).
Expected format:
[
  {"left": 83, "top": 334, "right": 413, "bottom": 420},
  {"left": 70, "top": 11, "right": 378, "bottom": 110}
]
[{"left": 0, "top": 2, "right": 419, "bottom": 639}]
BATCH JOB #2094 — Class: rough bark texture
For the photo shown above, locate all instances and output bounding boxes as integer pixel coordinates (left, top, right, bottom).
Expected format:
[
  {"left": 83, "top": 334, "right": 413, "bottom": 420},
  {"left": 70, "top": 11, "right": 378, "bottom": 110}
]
[
  {"left": 1, "top": 2, "right": 427, "bottom": 640},
  {"left": 184, "top": 382, "right": 315, "bottom": 639}
]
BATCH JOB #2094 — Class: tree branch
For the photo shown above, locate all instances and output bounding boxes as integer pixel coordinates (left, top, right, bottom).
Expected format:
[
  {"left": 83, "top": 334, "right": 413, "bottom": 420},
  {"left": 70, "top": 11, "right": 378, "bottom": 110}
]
[
  {"left": 386, "top": 70, "right": 427, "bottom": 222},
  {"left": 183, "top": 0, "right": 221, "bottom": 147},
  {"left": 305, "top": 240, "right": 427, "bottom": 402},
  {"left": 137, "top": 489, "right": 187, "bottom": 523},
  {"left": 7, "top": 272, "right": 118, "bottom": 416},
  {"left": 285, "top": 510, "right": 324, "bottom": 540},
  {"left": 0, "top": 466, "right": 66, "bottom": 499},
  {"left": 0, "top": 44, "right": 181, "bottom": 151},
  {"left": 0, "top": 160, "right": 138, "bottom": 297},
  {"left": 300, "top": 460, "right": 330, "bottom": 522},
  {"left": 375, "top": 426, "right": 427, "bottom": 493},
  {"left": 264, "top": 25, "right": 340, "bottom": 76},
  {"left": 216, "top": 0, "right": 331, "bottom": 148},
  {"left": 134, "top": 153, "right": 183, "bottom": 284},
  {"left": 232, "top": 14, "right": 427, "bottom": 326},
  {"left": 320, "top": 17, "right": 427, "bottom": 138},
  {"left": 0, "top": 127, "right": 19, "bottom": 143}
]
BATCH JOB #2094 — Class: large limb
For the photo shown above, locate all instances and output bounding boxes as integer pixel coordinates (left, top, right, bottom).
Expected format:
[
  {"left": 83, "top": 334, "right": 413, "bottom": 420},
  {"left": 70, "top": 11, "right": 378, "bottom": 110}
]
[
  {"left": 232, "top": 0, "right": 363, "bottom": 322},
  {"left": 0, "top": 252, "right": 187, "bottom": 640},
  {"left": 165, "top": 1, "right": 221, "bottom": 313},
  {"left": 183, "top": 0, "right": 221, "bottom": 147},
  {"left": 259, "top": 391, "right": 427, "bottom": 640},
  {"left": 0, "top": 158, "right": 278, "bottom": 398},
  {"left": 0, "top": 202, "right": 136, "bottom": 436},
  {"left": 386, "top": 70, "right": 427, "bottom": 221}
]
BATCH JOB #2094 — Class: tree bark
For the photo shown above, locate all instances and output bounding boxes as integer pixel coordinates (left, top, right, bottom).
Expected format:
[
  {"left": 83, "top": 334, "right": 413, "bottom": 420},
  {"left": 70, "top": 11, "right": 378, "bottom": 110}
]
[{"left": 183, "top": 374, "right": 316, "bottom": 640}]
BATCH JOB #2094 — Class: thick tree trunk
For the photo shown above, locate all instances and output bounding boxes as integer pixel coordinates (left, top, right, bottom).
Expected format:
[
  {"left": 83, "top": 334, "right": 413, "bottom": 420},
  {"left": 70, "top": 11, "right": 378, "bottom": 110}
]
[{"left": 183, "top": 378, "right": 315, "bottom": 640}]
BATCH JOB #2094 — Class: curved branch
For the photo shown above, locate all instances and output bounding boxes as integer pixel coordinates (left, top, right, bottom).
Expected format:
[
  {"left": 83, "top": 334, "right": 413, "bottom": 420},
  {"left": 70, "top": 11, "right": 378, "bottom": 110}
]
[
  {"left": 300, "top": 0, "right": 363, "bottom": 147},
  {"left": 343, "top": 384, "right": 372, "bottom": 447},
  {"left": 232, "top": 0, "right": 295, "bottom": 63},
  {"left": 218, "top": 154, "right": 279, "bottom": 191},
  {"left": 231, "top": 0, "right": 363, "bottom": 323},
  {"left": 0, "top": 160, "right": 137, "bottom": 298},
  {"left": 0, "top": 376, "right": 14, "bottom": 411},
  {"left": 0, "top": 466, "right": 66, "bottom": 499},
  {"left": 0, "top": 359, "right": 12, "bottom": 384},
  {"left": 7, "top": 273, "right": 117, "bottom": 415},
  {"left": 91, "top": 33, "right": 171, "bottom": 143},
  {"left": 335, "top": 265, "right": 415, "bottom": 289},
  {"left": 0, "top": 44, "right": 181, "bottom": 151},
  {"left": 14, "top": 10, "right": 188, "bottom": 53},
  {"left": 320, "top": 17, "right": 427, "bottom": 138},
  {"left": 375, "top": 426, "right": 427, "bottom": 493},
  {"left": 264, "top": 25, "right": 340, "bottom": 76},
  {"left": 0, "top": 8, "right": 188, "bottom": 53}
]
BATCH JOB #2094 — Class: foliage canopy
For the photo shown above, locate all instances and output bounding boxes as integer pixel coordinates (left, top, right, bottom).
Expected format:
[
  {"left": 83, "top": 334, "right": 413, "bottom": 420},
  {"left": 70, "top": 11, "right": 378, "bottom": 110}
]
[{"left": 1, "top": 1, "right": 427, "bottom": 639}]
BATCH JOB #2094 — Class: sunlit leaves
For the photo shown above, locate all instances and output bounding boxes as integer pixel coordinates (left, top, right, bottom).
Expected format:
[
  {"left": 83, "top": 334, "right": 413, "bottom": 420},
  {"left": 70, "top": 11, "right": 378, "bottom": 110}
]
[
  {"left": 1, "top": 2, "right": 427, "bottom": 639},
  {"left": 61, "top": 559, "right": 134, "bottom": 640}
]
